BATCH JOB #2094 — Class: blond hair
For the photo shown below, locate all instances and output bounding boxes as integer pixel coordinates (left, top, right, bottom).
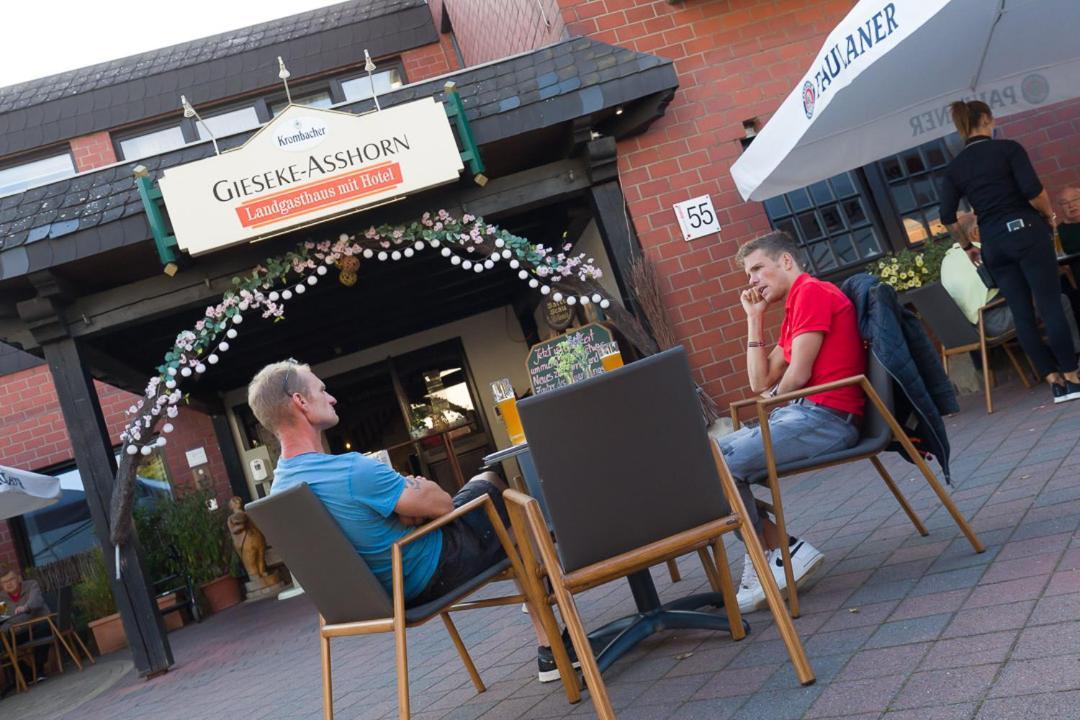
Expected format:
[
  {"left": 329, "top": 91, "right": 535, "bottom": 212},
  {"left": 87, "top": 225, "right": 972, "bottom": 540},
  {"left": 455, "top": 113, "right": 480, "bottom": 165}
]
[
  {"left": 734, "top": 230, "right": 802, "bottom": 269},
  {"left": 247, "top": 360, "right": 310, "bottom": 433}
]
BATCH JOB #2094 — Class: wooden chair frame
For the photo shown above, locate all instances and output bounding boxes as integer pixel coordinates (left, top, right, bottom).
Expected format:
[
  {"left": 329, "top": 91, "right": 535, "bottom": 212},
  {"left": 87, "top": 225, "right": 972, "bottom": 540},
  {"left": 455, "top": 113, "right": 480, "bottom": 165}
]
[
  {"left": 2, "top": 613, "right": 83, "bottom": 691},
  {"left": 317, "top": 493, "right": 577, "bottom": 720},
  {"left": 502, "top": 442, "right": 815, "bottom": 720},
  {"left": 936, "top": 297, "right": 1033, "bottom": 414},
  {"left": 730, "top": 374, "right": 985, "bottom": 618}
]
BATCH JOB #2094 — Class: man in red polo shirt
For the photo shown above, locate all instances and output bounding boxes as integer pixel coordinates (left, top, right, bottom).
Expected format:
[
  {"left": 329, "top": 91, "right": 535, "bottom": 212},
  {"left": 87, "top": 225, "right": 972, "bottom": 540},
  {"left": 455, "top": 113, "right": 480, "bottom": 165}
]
[{"left": 718, "top": 230, "right": 866, "bottom": 612}]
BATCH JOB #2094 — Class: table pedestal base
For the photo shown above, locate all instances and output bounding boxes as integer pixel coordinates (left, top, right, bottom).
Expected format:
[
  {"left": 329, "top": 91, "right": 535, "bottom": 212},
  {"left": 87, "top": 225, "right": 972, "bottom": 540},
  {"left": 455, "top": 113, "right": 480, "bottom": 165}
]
[{"left": 589, "top": 570, "right": 749, "bottom": 673}]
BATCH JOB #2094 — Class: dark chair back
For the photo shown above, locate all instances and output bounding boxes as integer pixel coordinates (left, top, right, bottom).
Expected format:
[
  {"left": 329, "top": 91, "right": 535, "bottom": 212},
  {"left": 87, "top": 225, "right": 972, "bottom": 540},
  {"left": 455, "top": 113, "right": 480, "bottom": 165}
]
[
  {"left": 517, "top": 347, "right": 731, "bottom": 573},
  {"left": 54, "top": 586, "right": 76, "bottom": 631},
  {"left": 247, "top": 484, "right": 393, "bottom": 624},
  {"left": 862, "top": 353, "right": 894, "bottom": 449},
  {"left": 905, "top": 282, "right": 979, "bottom": 348}
]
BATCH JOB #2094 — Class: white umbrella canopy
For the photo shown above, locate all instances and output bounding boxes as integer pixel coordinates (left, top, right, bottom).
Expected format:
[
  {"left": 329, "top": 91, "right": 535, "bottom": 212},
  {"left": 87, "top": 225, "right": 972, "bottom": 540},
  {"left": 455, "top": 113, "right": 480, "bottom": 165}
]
[
  {"left": 731, "top": 0, "right": 1080, "bottom": 201},
  {"left": 0, "top": 465, "right": 61, "bottom": 520}
]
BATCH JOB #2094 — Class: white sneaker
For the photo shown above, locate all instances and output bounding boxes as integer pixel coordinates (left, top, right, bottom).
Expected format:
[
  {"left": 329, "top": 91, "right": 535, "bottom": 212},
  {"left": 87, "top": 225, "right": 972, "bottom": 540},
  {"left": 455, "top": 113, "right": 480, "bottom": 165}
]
[
  {"left": 770, "top": 538, "right": 825, "bottom": 594},
  {"left": 735, "top": 554, "right": 766, "bottom": 613}
]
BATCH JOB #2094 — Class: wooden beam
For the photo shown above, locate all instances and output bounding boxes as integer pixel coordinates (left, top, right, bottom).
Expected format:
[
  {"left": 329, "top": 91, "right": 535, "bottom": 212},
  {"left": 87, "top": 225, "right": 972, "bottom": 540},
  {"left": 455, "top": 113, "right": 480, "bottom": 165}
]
[
  {"left": 41, "top": 336, "right": 173, "bottom": 677},
  {"left": 10, "top": 158, "right": 591, "bottom": 352}
]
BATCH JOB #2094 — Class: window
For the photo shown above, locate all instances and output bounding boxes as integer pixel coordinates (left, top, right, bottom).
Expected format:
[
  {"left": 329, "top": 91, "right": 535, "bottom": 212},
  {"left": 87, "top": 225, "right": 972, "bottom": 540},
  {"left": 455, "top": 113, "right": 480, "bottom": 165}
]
[
  {"left": 877, "top": 138, "right": 954, "bottom": 245},
  {"left": 118, "top": 126, "right": 186, "bottom": 161},
  {"left": 0, "top": 153, "right": 75, "bottom": 198},
  {"left": 762, "top": 171, "right": 885, "bottom": 274},
  {"left": 19, "top": 453, "right": 173, "bottom": 566},
  {"left": 197, "top": 106, "right": 261, "bottom": 141},
  {"left": 341, "top": 68, "right": 404, "bottom": 103},
  {"left": 270, "top": 91, "right": 333, "bottom": 117}
]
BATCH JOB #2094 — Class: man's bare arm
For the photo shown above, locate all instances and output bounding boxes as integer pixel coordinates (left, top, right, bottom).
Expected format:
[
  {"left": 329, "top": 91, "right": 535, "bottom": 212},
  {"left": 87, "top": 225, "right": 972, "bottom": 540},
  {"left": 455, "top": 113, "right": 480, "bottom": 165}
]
[
  {"left": 394, "top": 475, "right": 454, "bottom": 520},
  {"left": 774, "top": 331, "right": 824, "bottom": 394}
]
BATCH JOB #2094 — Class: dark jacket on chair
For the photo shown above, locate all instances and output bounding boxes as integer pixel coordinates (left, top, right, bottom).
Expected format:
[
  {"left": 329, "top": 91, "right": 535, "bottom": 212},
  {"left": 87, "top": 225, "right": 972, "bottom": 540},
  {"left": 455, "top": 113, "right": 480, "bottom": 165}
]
[{"left": 840, "top": 273, "right": 959, "bottom": 482}]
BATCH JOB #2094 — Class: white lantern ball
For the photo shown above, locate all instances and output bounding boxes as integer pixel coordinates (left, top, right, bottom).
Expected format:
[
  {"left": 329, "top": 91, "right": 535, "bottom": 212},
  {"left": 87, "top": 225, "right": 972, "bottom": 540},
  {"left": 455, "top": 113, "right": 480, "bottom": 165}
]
[
  {"left": 518, "top": 270, "right": 529, "bottom": 280},
  {"left": 430, "top": 239, "right": 440, "bottom": 248},
  {"left": 167, "top": 367, "right": 177, "bottom": 377},
  {"left": 156, "top": 437, "right": 168, "bottom": 447},
  {"left": 227, "top": 328, "right": 238, "bottom": 339},
  {"left": 391, "top": 251, "right": 402, "bottom": 261},
  {"left": 298, "top": 284, "right": 308, "bottom": 295},
  {"left": 163, "top": 423, "right": 174, "bottom": 434},
  {"left": 529, "top": 279, "right": 539, "bottom": 288},
  {"left": 501, "top": 250, "right": 513, "bottom": 260},
  {"left": 566, "top": 296, "right": 578, "bottom": 306},
  {"left": 579, "top": 295, "right": 590, "bottom": 305},
  {"left": 218, "top": 341, "right": 229, "bottom": 352},
  {"left": 509, "top": 259, "right": 520, "bottom": 269},
  {"left": 208, "top": 354, "right": 219, "bottom": 364},
  {"left": 180, "top": 367, "right": 193, "bottom": 377},
  {"left": 553, "top": 292, "right": 563, "bottom": 302},
  {"left": 484, "top": 259, "right": 495, "bottom": 269},
  {"left": 195, "top": 363, "right": 207, "bottom": 374},
  {"left": 325, "top": 255, "right": 336, "bottom": 265},
  {"left": 282, "top": 289, "right": 293, "bottom": 300},
  {"left": 268, "top": 291, "right": 280, "bottom": 302},
  {"left": 541, "top": 285, "right": 551, "bottom": 295},
  {"left": 307, "top": 275, "right": 318, "bottom": 285},
  {"left": 494, "top": 238, "right": 505, "bottom": 248},
  {"left": 378, "top": 251, "right": 388, "bottom": 261},
  {"left": 126, "top": 444, "right": 139, "bottom": 455},
  {"left": 238, "top": 301, "right": 249, "bottom": 311},
  {"left": 592, "top": 294, "right": 603, "bottom": 304},
  {"left": 473, "top": 264, "right": 483, "bottom": 273},
  {"left": 441, "top": 247, "right": 452, "bottom": 257},
  {"left": 451, "top": 255, "right": 462, "bottom": 266},
  {"left": 414, "top": 241, "right": 425, "bottom": 251},
  {"left": 363, "top": 248, "right": 375, "bottom": 259},
  {"left": 404, "top": 248, "right": 414, "bottom": 258},
  {"left": 600, "top": 299, "right": 611, "bottom": 309},
  {"left": 317, "top": 265, "right": 328, "bottom": 276},
  {"left": 140, "top": 445, "right": 153, "bottom": 456},
  {"left": 462, "top": 259, "right": 473, "bottom": 270},
  {"left": 232, "top": 314, "right": 243, "bottom": 324},
  {"left": 339, "top": 233, "right": 349, "bottom": 242},
  {"left": 165, "top": 379, "right": 177, "bottom": 389}
]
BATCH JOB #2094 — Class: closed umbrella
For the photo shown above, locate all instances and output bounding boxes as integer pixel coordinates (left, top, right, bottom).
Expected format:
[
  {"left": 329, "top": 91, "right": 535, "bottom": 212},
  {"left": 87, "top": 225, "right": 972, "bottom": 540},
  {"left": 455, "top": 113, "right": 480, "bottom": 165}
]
[
  {"left": 0, "top": 465, "right": 61, "bottom": 520},
  {"left": 731, "top": 0, "right": 1080, "bottom": 201}
]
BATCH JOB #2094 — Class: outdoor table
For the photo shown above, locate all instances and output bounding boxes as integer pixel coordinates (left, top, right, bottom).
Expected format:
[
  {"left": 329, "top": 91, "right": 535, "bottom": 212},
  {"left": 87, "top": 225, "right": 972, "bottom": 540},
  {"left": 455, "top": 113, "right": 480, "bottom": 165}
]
[{"left": 482, "top": 445, "right": 739, "bottom": 673}]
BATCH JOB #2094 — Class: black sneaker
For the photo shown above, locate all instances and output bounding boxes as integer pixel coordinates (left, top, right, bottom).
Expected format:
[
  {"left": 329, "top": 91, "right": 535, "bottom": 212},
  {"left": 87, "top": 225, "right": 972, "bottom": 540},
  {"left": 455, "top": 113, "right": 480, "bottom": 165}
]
[
  {"left": 537, "top": 630, "right": 581, "bottom": 683},
  {"left": 1052, "top": 383, "right": 1075, "bottom": 404},
  {"left": 1065, "top": 381, "right": 1080, "bottom": 402}
]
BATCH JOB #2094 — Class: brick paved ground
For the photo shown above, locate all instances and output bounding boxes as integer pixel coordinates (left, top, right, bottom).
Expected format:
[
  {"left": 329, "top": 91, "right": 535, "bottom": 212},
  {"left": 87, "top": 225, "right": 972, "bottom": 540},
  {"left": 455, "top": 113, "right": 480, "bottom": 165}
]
[{"left": 12, "top": 380, "right": 1080, "bottom": 720}]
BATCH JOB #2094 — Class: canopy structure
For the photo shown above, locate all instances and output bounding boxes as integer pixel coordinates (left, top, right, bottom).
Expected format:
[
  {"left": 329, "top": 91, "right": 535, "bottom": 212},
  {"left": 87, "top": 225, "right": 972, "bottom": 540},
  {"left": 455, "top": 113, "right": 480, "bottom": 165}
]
[
  {"left": 0, "top": 465, "right": 61, "bottom": 521},
  {"left": 731, "top": 0, "right": 1080, "bottom": 201}
]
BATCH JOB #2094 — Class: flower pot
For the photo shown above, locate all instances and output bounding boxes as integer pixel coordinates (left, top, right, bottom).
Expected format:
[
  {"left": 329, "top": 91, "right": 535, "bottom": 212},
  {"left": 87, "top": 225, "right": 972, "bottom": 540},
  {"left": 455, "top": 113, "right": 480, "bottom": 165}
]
[
  {"left": 88, "top": 612, "right": 128, "bottom": 655},
  {"left": 156, "top": 592, "right": 185, "bottom": 632},
  {"left": 200, "top": 575, "right": 242, "bottom": 614}
]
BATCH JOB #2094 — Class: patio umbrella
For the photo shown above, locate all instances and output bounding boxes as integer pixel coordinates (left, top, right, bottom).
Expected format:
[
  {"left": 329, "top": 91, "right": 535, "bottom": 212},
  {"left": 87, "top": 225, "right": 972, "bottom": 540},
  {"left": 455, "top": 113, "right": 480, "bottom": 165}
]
[
  {"left": 731, "top": 0, "right": 1080, "bottom": 201},
  {"left": 0, "top": 465, "right": 61, "bottom": 520}
]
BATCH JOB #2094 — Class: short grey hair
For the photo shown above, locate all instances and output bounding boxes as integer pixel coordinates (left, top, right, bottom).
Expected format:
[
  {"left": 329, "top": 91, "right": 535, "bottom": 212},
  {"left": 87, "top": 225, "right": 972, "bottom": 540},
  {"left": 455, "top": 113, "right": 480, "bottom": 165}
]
[
  {"left": 734, "top": 230, "right": 802, "bottom": 268},
  {"left": 247, "top": 360, "right": 310, "bottom": 433}
]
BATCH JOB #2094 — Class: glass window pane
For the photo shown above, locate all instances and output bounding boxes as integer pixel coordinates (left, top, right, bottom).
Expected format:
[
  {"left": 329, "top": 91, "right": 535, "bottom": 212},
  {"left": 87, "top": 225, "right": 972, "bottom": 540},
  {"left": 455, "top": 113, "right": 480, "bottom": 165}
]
[
  {"left": 925, "top": 144, "right": 948, "bottom": 168},
  {"left": 341, "top": 69, "right": 403, "bottom": 102},
  {"left": 902, "top": 149, "right": 925, "bottom": 175},
  {"left": 820, "top": 205, "right": 846, "bottom": 234},
  {"left": 0, "top": 153, "right": 75, "bottom": 197},
  {"left": 775, "top": 217, "right": 799, "bottom": 241},
  {"left": 830, "top": 172, "right": 857, "bottom": 198},
  {"left": 271, "top": 91, "right": 333, "bottom": 116},
  {"left": 786, "top": 187, "right": 812, "bottom": 213},
  {"left": 198, "top": 107, "right": 260, "bottom": 140},
  {"left": 853, "top": 227, "right": 882, "bottom": 258},
  {"left": 119, "top": 126, "right": 186, "bottom": 160},
  {"left": 891, "top": 184, "right": 916, "bottom": 213},
  {"left": 808, "top": 241, "right": 837, "bottom": 272},
  {"left": 831, "top": 234, "right": 857, "bottom": 265},
  {"left": 797, "top": 211, "right": 824, "bottom": 241},
  {"left": 902, "top": 214, "right": 930, "bottom": 244},
  {"left": 809, "top": 180, "right": 833, "bottom": 205},
  {"left": 925, "top": 206, "right": 947, "bottom": 239},
  {"left": 763, "top": 195, "right": 790, "bottom": 220},
  {"left": 881, "top": 156, "right": 904, "bottom": 181},
  {"left": 842, "top": 198, "right": 869, "bottom": 226},
  {"left": 912, "top": 177, "right": 937, "bottom": 206}
]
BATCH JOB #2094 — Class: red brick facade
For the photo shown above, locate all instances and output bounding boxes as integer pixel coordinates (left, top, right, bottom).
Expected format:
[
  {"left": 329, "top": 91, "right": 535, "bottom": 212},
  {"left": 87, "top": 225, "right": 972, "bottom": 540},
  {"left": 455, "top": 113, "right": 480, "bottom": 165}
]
[
  {"left": 69, "top": 131, "right": 118, "bottom": 172},
  {"left": 428, "top": 0, "right": 566, "bottom": 66},
  {"left": 400, "top": 37, "right": 460, "bottom": 83},
  {"left": 0, "top": 365, "right": 232, "bottom": 571}
]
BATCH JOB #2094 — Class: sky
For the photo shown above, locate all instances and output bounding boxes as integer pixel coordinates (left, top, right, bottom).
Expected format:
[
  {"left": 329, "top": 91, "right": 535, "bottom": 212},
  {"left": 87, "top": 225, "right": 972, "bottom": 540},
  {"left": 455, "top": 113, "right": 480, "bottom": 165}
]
[{"left": 1, "top": 1, "right": 349, "bottom": 88}]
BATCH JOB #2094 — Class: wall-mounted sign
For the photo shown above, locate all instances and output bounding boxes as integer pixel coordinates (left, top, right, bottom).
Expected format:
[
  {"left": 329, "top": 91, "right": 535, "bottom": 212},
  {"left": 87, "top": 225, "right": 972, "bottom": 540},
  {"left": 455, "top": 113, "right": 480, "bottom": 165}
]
[
  {"left": 673, "top": 194, "right": 721, "bottom": 242},
  {"left": 542, "top": 297, "right": 574, "bottom": 331},
  {"left": 526, "top": 323, "right": 614, "bottom": 395},
  {"left": 159, "top": 98, "right": 464, "bottom": 256}
]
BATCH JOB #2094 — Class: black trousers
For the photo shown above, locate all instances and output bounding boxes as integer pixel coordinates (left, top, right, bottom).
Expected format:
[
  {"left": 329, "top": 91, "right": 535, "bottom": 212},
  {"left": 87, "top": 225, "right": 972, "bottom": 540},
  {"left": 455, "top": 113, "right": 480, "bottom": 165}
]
[{"left": 983, "top": 220, "right": 1079, "bottom": 377}]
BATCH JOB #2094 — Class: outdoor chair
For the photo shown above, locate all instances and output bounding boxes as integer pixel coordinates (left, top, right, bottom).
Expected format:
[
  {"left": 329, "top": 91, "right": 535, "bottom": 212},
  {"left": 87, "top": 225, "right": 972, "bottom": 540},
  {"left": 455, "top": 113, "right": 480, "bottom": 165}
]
[
  {"left": 2, "top": 600, "right": 83, "bottom": 690},
  {"left": 729, "top": 354, "right": 985, "bottom": 618},
  {"left": 508, "top": 347, "right": 813, "bottom": 719},
  {"left": 153, "top": 569, "right": 202, "bottom": 626},
  {"left": 246, "top": 484, "right": 576, "bottom": 720},
  {"left": 905, "top": 282, "right": 1032, "bottom": 413},
  {"left": 51, "top": 585, "right": 94, "bottom": 671}
]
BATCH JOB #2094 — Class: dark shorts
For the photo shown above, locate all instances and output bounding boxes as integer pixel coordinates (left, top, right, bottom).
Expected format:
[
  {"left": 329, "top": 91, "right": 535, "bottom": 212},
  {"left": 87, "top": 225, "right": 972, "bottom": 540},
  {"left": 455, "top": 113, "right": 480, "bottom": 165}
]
[{"left": 406, "top": 478, "right": 510, "bottom": 607}]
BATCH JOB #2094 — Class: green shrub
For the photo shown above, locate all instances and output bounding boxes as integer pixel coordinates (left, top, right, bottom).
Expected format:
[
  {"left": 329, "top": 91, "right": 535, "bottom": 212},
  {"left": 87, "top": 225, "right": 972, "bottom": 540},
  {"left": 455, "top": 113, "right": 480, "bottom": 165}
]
[
  {"left": 158, "top": 488, "right": 233, "bottom": 585},
  {"left": 72, "top": 548, "right": 117, "bottom": 625}
]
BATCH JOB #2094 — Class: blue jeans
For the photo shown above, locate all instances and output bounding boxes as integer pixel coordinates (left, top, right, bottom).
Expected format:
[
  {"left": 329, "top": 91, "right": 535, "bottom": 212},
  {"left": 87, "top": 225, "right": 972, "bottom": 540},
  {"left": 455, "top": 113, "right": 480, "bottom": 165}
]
[{"left": 717, "top": 402, "right": 860, "bottom": 535}]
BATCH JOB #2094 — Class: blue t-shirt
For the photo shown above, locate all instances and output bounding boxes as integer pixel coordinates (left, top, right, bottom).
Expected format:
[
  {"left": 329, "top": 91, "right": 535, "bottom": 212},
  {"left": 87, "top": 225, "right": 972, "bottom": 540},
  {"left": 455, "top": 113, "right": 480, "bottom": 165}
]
[{"left": 270, "top": 452, "right": 442, "bottom": 600}]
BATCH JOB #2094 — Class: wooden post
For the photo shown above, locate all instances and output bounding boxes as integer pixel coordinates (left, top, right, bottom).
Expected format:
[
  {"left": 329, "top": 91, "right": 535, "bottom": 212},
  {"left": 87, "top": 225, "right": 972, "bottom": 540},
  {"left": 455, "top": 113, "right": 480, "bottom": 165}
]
[
  {"left": 586, "top": 137, "right": 642, "bottom": 314},
  {"left": 211, "top": 413, "right": 253, "bottom": 503},
  {"left": 41, "top": 337, "right": 173, "bottom": 676}
]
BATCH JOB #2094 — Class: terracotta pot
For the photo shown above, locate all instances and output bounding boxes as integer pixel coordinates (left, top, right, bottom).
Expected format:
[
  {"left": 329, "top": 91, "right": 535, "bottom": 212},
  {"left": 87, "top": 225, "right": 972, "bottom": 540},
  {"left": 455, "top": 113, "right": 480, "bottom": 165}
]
[
  {"left": 156, "top": 592, "right": 185, "bottom": 632},
  {"left": 88, "top": 613, "right": 128, "bottom": 655},
  {"left": 200, "top": 575, "right": 242, "bottom": 613}
]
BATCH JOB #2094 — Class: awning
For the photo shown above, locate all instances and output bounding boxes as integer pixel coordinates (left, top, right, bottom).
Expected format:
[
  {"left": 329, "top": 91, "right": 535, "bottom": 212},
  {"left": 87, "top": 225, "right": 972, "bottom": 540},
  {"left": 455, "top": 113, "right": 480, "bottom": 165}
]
[
  {"left": 0, "top": 465, "right": 61, "bottom": 520},
  {"left": 731, "top": 0, "right": 1080, "bottom": 201}
]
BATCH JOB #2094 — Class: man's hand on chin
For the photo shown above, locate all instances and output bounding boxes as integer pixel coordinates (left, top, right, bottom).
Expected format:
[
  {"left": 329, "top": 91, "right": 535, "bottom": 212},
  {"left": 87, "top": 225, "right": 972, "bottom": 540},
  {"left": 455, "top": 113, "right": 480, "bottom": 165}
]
[{"left": 740, "top": 287, "right": 768, "bottom": 318}]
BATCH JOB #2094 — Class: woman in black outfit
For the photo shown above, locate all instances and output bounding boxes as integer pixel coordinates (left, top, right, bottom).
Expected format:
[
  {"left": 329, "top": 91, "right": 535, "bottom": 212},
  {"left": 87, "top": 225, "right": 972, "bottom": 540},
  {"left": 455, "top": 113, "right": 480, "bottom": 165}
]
[{"left": 940, "top": 100, "right": 1080, "bottom": 403}]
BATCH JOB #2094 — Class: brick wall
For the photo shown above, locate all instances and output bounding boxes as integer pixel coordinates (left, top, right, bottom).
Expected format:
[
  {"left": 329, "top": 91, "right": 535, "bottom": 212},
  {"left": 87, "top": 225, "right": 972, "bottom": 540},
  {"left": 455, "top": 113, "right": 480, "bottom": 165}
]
[
  {"left": 69, "top": 131, "right": 118, "bottom": 172},
  {"left": 996, "top": 97, "right": 1080, "bottom": 194},
  {"left": 400, "top": 37, "right": 460, "bottom": 83},
  {"left": 0, "top": 365, "right": 233, "bottom": 570},
  {"left": 431, "top": 0, "right": 566, "bottom": 66}
]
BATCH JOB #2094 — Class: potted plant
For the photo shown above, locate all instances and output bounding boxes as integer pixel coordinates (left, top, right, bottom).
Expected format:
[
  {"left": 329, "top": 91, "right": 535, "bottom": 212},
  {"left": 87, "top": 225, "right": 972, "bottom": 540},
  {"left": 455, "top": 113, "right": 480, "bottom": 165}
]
[
  {"left": 73, "top": 548, "right": 127, "bottom": 655},
  {"left": 134, "top": 503, "right": 188, "bottom": 631},
  {"left": 871, "top": 234, "right": 952, "bottom": 294},
  {"left": 161, "top": 488, "right": 242, "bottom": 614}
]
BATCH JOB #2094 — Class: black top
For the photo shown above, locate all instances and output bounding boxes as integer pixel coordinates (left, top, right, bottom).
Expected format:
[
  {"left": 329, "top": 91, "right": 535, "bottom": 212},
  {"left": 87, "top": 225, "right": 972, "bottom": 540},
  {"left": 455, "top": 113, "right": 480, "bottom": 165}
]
[{"left": 939, "top": 136, "right": 1044, "bottom": 235}]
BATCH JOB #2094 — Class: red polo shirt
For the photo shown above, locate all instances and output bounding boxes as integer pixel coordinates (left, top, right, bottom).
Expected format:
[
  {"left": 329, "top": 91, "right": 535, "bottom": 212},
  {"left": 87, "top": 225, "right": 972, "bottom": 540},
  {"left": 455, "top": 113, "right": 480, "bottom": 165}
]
[{"left": 778, "top": 273, "right": 866, "bottom": 416}]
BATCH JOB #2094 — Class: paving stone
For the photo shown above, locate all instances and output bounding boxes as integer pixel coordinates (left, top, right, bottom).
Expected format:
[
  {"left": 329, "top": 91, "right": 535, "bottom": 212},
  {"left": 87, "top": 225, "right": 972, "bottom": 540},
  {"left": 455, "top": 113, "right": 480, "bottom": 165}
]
[
  {"left": 668, "top": 696, "right": 743, "bottom": 719},
  {"left": 988, "top": 654, "right": 1080, "bottom": 696},
  {"left": 864, "top": 613, "right": 952, "bottom": 649},
  {"left": 975, "top": 690, "right": 1080, "bottom": 719},
  {"left": 978, "top": 552, "right": 1060, "bottom": 584},
  {"left": 765, "top": 652, "right": 850, "bottom": 690},
  {"left": 837, "top": 643, "right": 931, "bottom": 681},
  {"left": 730, "top": 685, "right": 823, "bottom": 720},
  {"left": 1011, "top": 620, "right": 1080, "bottom": 660},
  {"left": 1028, "top": 591, "right": 1080, "bottom": 625},
  {"left": 908, "top": 566, "right": 986, "bottom": 597},
  {"left": 691, "top": 665, "right": 774, "bottom": 700},
  {"left": 804, "top": 674, "right": 906, "bottom": 718},
  {"left": 962, "top": 574, "right": 1049, "bottom": 609},
  {"left": 888, "top": 589, "right": 970, "bottom": 622},
  {"left": 889, "top": 664, "right": 998, "bottom": 709}
]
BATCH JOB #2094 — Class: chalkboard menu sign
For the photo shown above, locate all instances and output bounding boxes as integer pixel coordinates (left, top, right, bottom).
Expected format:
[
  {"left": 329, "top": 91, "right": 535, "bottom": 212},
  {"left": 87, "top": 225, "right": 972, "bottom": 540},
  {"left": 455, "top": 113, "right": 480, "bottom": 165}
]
[{"left": 527, "top": 323, "right": 614, "bottom": 395}]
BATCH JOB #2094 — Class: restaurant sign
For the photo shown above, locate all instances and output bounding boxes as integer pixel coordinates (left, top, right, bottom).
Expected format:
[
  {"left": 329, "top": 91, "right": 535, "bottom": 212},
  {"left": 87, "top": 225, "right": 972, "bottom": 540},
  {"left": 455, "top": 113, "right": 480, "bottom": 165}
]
[
  {"left": 527, "top": 323, "right": 614, "bottom": 395},
  {"left": 159, "top": 98, "right": 464, "bottom": 256}
]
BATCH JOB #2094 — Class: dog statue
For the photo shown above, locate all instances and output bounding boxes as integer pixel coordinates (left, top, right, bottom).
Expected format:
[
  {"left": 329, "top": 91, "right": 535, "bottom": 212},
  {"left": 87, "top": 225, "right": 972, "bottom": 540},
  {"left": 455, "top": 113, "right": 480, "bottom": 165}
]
[{"left": 227, "top": 496, "right": 269, "bottom": 581}]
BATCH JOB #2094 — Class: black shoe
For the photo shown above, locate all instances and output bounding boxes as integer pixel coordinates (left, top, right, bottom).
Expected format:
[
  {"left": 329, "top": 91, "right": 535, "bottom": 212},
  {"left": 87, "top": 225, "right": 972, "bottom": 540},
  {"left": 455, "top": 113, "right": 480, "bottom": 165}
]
[
  {"left": 1052, "top": 383, "right": 1077, "bottom": 404},
  {"left": 538, "top": 633, "right": 580, "bottom": 683}
]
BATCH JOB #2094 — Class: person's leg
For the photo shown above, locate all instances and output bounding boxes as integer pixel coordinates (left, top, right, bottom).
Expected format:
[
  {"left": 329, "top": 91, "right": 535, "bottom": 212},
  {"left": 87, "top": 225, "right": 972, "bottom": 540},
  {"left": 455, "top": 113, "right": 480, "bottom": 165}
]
[
  {"left": 990, "top": 257, "right": 1060, "bottom": 381},
  {"left": 1019, "top": 236, "right": 1079, "bottom": 376},
  {"left": 982, "top": 304, "right": 1014, "bottom": 338},
  {"left": 1058, "top": 294, "right": 1080, "bottom": 353}
]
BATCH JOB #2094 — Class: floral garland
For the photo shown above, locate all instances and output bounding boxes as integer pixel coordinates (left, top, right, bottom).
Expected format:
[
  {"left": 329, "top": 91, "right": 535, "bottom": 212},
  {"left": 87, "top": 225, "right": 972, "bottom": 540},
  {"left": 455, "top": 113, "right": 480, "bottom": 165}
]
[{"left": 118, "top": 210, "right": 608, "bottom": 457}]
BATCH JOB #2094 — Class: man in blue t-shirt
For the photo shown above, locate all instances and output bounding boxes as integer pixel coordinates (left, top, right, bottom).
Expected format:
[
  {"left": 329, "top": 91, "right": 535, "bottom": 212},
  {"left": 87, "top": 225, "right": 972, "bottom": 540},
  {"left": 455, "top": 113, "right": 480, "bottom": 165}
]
[{"left": 248, "top": 359, "right": 580, "bottom": 682}]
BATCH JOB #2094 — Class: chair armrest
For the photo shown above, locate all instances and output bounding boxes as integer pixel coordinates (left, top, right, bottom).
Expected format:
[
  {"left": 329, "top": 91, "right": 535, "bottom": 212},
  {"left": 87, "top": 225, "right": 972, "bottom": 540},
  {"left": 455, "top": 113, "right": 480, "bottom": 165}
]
[
  {"left": 754, "top": 374, "right": 868, "bottom": 410},
  {"left": 394, "top": 495, "right": 490, "bottom": 548},
  {"left": 979, "top": 297, "right": 1007, "bottom": 313},
  {"left": 5, "top": 613, "right": 55, "bottom": 635},
  {"left": 728, "top": 397, "right": 761, "bottom": 430}
]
